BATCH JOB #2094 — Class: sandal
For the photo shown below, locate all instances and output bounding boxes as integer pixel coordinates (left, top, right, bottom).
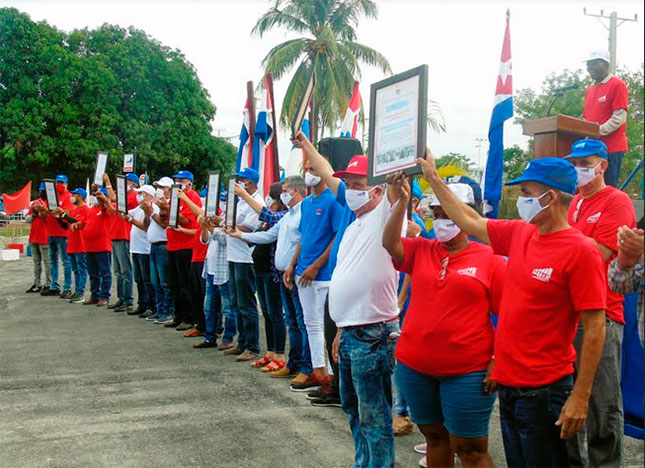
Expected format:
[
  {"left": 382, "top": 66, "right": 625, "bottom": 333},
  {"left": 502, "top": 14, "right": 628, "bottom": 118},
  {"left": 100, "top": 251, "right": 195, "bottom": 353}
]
[
  {"left": 251, "top": 355, "right": 272, "bottom": 368},
  {"left": 261, "top": 359, "right": 286, "bottom": 373}
]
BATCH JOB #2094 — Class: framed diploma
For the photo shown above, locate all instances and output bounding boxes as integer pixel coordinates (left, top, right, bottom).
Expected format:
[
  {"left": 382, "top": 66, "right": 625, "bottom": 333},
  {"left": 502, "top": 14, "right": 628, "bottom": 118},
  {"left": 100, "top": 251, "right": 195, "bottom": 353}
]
[
  {"left": 368, "top": 65, "right": 428, "bottom": 184},
  {"left": 225, "top": 177, "right": 237, "bottom": 228},
  {"left": 168, "top": 184, "right": 181, "bottom": 228},
  {"left": 123, "top": 153, "right": 135, "bottom": 173},
  {"left": 204, "top": 171, "right": 221, "bottom": 218},
  {"left": 115, "top": 174, "right": 127, "bottom": 214},
  {"left": 94, "top": 151, "right": 109, "bottom": 186},
  {"left": 291, "top": 67, "right": 315, "bottom": 139},
  {"left": 43, "top": 179, "right": 59, "bottom": 211}
]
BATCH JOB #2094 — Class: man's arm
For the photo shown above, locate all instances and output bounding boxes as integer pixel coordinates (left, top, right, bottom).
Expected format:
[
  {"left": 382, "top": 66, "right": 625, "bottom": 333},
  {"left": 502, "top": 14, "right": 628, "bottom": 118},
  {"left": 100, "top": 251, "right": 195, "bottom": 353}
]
[
  {"left": 298, "top": 237, "right": 334, "bottom": 288},
  {"left": 178, "top": 190, "right": 204, "bottom": 218},
  {"left": 283, "top": 241, "right": 301, "bottom": 289},
  {"left": 292, "top": 132, "right": 340, "bottom": 195},
  {"left": 240, "top": 221, "right": 280, "bottom": 245},
  {"left": 234, "top": 184, "right": 264, "bottom": 215},
  {"left": 599, "top": 109, "right": 627, "bottom": 136},
  {"left": 382, "top": 173, "right": 408, "bottom": 265}
]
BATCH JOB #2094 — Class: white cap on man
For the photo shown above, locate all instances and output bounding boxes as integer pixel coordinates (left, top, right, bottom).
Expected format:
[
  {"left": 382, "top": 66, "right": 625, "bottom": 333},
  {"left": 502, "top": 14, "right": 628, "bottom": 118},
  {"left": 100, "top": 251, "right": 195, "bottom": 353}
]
[
  {"left": 430, "top": 183, "right": 475, "bottom": 207},
  {"left": 134, "top": 184, "right": 155, "bottom": 197},
  {"left": 153, "top": 177, "right": 174, "bottom": 188},
  {"left": 584, "top": 50, "right": 610, "bottom": 64}
]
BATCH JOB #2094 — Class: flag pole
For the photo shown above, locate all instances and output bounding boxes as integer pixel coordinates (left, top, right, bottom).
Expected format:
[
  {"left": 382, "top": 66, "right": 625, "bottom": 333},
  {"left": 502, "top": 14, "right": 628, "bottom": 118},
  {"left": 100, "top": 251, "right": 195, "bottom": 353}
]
[
  {"left": 247, "top": 80, "right": 256, "bottom": 169},
  {"left": 267, "top": 73, "right": 280, "bottom": 181}
]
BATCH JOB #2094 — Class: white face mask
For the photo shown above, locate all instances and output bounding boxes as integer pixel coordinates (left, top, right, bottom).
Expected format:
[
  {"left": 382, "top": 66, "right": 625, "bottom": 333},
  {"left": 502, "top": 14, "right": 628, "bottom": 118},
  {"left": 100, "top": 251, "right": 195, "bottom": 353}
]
[
  {"left": 575, "top": 162, "right": 602, "bottom": 188},
  {"left": 433, "top": 219, "right": 461, "bottom": 243},
  {"left": 237, "top": 181, "right": 247, "bottom": 189},
  {"left": 280, "top": 191, "right": 293, "bottom": 207},
  {"left": 180, "top": 183, "right": 188, "bottom": 191},
  {"left": 265, "top": 195, "right": 274, "bottom": 207},
  {"left": 305, "top": 172, "right": 321, "bottom": 187},
  {"left": 136, "top": 194, "right": 144, "bottom": 203},
  {"left": 346, "top": 187, "right": 376, "bottom": 212},
  {"left": 155, "top": 188, "right": 165, "bottom": 199},
  {"left": 70, "top": 196, "right": 77, "bottom": 204},
  {"left": 516, "top": 191, "right": 551, "bottom": 223}
]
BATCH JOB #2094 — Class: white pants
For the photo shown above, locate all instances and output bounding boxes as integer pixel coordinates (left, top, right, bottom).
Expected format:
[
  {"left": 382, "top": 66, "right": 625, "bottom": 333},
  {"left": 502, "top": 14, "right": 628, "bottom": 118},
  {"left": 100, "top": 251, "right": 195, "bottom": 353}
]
[{"left": 296, "top": 276, "right": 329, "bottom": 370}]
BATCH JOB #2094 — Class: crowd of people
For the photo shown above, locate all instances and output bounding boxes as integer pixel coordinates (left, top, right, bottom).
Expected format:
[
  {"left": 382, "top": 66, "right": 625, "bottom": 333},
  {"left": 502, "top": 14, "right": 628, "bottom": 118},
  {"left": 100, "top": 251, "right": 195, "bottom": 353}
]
[{"left": 20, "top": 52, "right": 643, "bottom": 468}]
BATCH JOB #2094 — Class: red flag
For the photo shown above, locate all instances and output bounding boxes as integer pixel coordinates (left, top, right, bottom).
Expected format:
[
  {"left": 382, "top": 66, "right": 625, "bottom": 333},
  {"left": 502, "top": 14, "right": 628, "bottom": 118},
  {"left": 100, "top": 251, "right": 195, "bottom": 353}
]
[
  {"left": 255, "top": 74, "right": 280, "bottom": 197},
  {"left": 2, "top": 181, "right": 32, "bottom": 215}
]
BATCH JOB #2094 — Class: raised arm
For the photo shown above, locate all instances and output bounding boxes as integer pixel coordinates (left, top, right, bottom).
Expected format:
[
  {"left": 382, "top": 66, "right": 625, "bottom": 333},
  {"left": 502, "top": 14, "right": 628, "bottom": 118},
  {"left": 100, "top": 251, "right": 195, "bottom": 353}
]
[
  {"left": 292, "top": 132, "right": 340, "bottom": 195},
  {"left": 233, "top": 184, "right": 264, "bottom": 215},
  {"left": 382, "top": 172, "right": 408, "bottom": 265},
  {"left": 178, "top": 189, "right": 204, "bottom": 217}
]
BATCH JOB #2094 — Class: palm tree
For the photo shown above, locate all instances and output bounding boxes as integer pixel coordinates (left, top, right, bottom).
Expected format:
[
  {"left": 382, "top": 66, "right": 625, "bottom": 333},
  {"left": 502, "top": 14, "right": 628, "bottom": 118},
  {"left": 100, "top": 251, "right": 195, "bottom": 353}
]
[{"left": 252, "top": 0, "right": 392, "bottom": 138}]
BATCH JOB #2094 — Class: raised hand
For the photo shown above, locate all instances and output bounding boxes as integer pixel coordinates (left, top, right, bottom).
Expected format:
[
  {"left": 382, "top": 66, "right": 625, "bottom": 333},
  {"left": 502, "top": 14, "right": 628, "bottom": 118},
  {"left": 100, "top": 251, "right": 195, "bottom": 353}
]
[
  {"left": 386, "top": 171, "right": 410, "bottom": 204},
  {"left": 417, "top": 147, "right": 439, "bottom": 182}
]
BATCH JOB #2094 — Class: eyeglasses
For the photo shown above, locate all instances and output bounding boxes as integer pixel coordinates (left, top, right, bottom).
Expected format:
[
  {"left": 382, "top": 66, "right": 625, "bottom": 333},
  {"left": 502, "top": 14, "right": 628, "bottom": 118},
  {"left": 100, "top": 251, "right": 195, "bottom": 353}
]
[
  {"left": 572, "top": 198, "right": 583, "bottom": 223},
  {"left": 439, "top": 256, "right": 449, "bottom": 281}
]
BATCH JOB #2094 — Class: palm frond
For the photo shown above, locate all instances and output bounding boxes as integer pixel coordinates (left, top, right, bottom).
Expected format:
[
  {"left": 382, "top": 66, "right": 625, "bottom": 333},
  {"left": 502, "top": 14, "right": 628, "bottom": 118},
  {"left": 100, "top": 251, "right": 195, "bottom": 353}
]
[
  {"left": 427, "top": 99, "right": 447, "bottom": 134},
  {"left": 251, "top": 4, "right": 311, "bottom": 37},
  {"left": 262, "top": 38, "right": 311, "bottom": 80},
  {"left": 342, "top": 41, "right": 392, "bottom": 75}
]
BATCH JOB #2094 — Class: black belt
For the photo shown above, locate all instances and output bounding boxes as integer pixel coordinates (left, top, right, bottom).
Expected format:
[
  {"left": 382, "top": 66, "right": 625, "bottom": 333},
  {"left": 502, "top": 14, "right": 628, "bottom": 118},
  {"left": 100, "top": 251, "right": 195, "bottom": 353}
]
[
  {"left": 341, "top": 317, "right": 399, "bottom": 331},
  {"left": 152, "top": 241, "right": 167, "bottom": 246},
  {"left": 112, "top": 239, "right": 128, "bottom": 243}
]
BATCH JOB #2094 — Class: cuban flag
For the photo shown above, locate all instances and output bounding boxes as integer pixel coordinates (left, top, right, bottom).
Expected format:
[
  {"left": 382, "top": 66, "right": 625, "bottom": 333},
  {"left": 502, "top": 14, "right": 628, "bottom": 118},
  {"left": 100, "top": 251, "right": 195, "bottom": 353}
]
[
  {"left": 284, "top": 107, "right": 311, "bottom": 177},
  {"left": 235, "top": 95, "right": 254, "bottom": 173},
  {"left": 254, "top": 74, "right": 280, "bottom": 197},
  {"left": 339, "top": 82, "right": 361, "bottom": 138},
  {"left": 482, "top": 10, "right": 512, "bottom": 218}
]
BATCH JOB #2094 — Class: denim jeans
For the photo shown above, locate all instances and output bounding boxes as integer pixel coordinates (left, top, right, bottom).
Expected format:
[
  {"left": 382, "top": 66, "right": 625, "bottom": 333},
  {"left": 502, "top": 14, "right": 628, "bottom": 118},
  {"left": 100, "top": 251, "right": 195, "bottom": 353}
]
[
  {"left": 499, "top": 374, "right": 574, "bottom": 467},
  {"left": 228, "top": 262, "right": 259, "bottom": 354},
  {"left": 605, "top": 151, "right": 624, "bottom": 188},
  {"left": 112, "top": 240, "right": 133, "bottom": 305},
  {"left": 204, "top": 275, "right": 222, "bottom": 343},
  {"left": 132, "top": 253, "right": 155, "bottom": 312},
  {"left": 218, "top": 282, "right": 236, "bottom": 343},
  {"left": 30, "top": 243, "right": 51, "bottom": 288},
  {"left": 68, "top": 252, "right": 87, "bottom": 296},
  {"left": 255, "top": 270, "right": 286, "bottom": 354},
  {"left": 149, "top": 243, "right": 172, "bottom": 319},
  {"left": 339, "top": 321, "right": 398, "bottom": 468},
  {"left": 86, "top": 251, "right": 112, "bottom": 301},
  {"left": 280, "top": 280, "right": 311, "bottom": 375},
  {"left": 48, "top": 236, "right": 71, "bottom": 292}
]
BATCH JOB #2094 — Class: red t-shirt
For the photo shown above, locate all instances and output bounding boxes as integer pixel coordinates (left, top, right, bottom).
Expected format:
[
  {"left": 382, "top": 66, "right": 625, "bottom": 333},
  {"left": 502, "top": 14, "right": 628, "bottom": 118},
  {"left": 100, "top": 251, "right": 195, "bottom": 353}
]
[
  {"left": 29, "top": 199, "right": 48, "bottom": 245},
  {"left": 167, "top": 189, "right": 201, "bottom": 252},
  {"left": 84, "top": 206, "right": 114, "bottom": 253},
  {"left": 108, "top": 191, "right": 138, "bottom": 241},
  {"left": 394, "top": 239, "right": 507, "bottom": 376},
  {"left": 66, "top": 205, "right": 90, "bottom": 254},
  {"left": 46, "top": 190, "right": 74, "bottom": 238},
  {"left": 192, "top": 230, "right": 208, "bottom": 263},
  {"left": 583, "top": 76, "right": 629, "bottom": 153},
  {"left": 487, "top": 220, "right": 607, "bottom": 387},
  {"left": 568, "top": 186, "right": 635, "bottom": 324}
]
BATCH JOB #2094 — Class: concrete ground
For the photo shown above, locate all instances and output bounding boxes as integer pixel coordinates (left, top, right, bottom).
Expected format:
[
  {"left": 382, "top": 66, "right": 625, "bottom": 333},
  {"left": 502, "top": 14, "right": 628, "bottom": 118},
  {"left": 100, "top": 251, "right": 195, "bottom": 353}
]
[{"left": 0, "top": 256, "right": 643, "bottom": 467}]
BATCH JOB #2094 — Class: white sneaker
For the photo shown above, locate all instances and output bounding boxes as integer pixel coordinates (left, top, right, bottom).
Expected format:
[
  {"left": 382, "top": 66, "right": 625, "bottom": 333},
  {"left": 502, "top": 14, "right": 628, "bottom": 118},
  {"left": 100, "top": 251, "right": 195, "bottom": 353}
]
[
  {"left": 414, "top": 443, "right": 427, "bottom": 454},
  {"left": 418, "top": 456, "right": 427, "bottom": 468}
]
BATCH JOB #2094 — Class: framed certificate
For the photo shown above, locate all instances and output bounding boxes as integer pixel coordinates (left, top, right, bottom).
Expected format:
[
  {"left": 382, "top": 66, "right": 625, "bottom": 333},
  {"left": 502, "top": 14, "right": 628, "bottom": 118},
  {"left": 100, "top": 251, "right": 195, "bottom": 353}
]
[
  {"left": 225, "top": 177, "right": 237, "bottom": 228},
  {"left": 291, "top": 67, "right": 315, "bottom": 139},
  {"left": 115, "top": 174, "right": 127, "bottom": 214},
  {"left": 93, "top": 151, "right": 109, "bottom": 186},
  {"left": 43, "top": 179, "right": 58, "bottom": 211},
  {"left": 123, "top": 153, "right": 135, "bottom": 173},
  {"left": 168, "top": 184, "right": 181, "bottom": 228},
  {"left": 368, "top": 65, "right": 428, "bottom": 184},
  {"left": 204, "top": 171, "right": 221, "bottom": 218}
]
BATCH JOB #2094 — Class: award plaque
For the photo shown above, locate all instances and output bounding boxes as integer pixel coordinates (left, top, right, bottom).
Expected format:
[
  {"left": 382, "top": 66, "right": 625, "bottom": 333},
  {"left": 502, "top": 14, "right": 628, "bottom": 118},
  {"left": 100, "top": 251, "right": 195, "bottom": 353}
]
[
  {"left": 43, "top": 179, "right": 59, "bottom": 211},
  {"left": 205, "top": 171, "right": 221, "bottom": 218},
  {"left": 291, "top": 68, "right": 315, "bottom": 139},
  {"left": 225, "top": 177, "right": 237, "bottom": 228},
  {"left": 168, "top": 184, "right": 181, "bottom": 228},
  {"left": 93, "top": 151, "right": 109, "bottom": 186},
  {"left": 115, "top": 174, "right": 127, "bottom": 214}
]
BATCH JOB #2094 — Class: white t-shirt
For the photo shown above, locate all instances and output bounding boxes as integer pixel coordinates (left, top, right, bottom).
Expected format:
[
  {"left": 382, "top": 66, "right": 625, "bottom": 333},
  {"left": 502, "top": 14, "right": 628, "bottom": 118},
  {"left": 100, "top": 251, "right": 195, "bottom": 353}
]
[
  {"left": 147, "top": 204, "right": 167, "bottom": 244},
  {"left": 128, "top": 206, "right": 151, "bottom": 254},
  {"left": 329, "top": 196, "right": 407, "bottom": 328},
  {"left": 226, "top": 191, "right": 264, "bottom": 263}
]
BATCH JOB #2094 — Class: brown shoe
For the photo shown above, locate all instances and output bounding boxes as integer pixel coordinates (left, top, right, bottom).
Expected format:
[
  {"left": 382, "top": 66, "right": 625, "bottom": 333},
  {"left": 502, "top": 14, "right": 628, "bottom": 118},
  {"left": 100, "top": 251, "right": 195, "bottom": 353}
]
[
  {"left": 184, "top": 328, "right": 204, "bottom": 337},
  {"left": 393, "top": 415, "right": 414, "bottom": 436},
  {"left": 236, "top": 350, "right": 259, "bottom": 362},
  {"left": 193, "top": 340, "right": 216, "bottom": 349},
  {"left": 269, "top": 366, "right": 298, "bottom": 379},
  {"left": 84, "top": 298, "right": 98, "bottom": 305},
  {"left": 217, "top": 341, "right": 234, "bottom": 351},
  {"left": 96, "top": 300, "right": 108, "bottom": 307},
  {"left": 223, "top": 346, "right": 244, "bottom": 356},
  {"left": 176, "top": 322, "right": 194, "bottom": 331}
]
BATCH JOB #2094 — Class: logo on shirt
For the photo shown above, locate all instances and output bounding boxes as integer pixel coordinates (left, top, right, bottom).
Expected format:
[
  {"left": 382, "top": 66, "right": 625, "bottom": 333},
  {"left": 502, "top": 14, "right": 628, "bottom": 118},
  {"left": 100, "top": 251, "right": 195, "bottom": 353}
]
[
  {"left": 532, "top": 267, "right": 553, "bottom": 283},
  {"left": 316, "top": 208, "right": 322, "bottom": 215},
  {"left": 586, "top": 212, "right": 602, "bottom": 224},
  {"left": 598, "top": 95, "right": 607, "bottom": 102},
  {"left": 456, "top": 267, "right": 477, "bottom": 277}
]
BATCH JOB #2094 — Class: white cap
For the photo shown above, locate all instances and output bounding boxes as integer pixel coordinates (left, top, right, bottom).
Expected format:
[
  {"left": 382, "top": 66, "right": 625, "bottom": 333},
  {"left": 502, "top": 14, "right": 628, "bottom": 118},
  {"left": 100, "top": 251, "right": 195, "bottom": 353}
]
[
  {"left": 584, "top": 50, "right": 610, "bottom": 64},
  {"left": 134, "top": 184, "right": 155, "bottom": 197},
  {"left": 430, "top": 183, "right": 475, "bottom": 207},
  {"left": 154, "top": 177, "right": 174, "bottom": 188}
]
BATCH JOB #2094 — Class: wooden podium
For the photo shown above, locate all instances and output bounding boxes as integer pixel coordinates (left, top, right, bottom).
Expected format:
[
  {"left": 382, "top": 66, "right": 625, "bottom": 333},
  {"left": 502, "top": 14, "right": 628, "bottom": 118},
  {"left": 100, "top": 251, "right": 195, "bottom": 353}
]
[{"left": 522, "top": 114, "right": 600, "bottom": 158}]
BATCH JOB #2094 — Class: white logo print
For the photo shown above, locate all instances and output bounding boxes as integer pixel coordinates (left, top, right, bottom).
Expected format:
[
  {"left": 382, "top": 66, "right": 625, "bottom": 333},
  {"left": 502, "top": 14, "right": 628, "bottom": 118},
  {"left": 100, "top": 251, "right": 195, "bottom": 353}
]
[
  {"left": 457, "top": 267, "right": 477, "bottom": 277},
  {"left": 348, "top": 161, "right": 359, "bottom": 168},
  {"left": 532, "top": 268, "right": 553, "bottom": 283},
  {"left": 598, "top": 95, "right": 607, "bottom": 102},
  {"left": 586, "top": 212, "right": 602, "bottom": 224}
]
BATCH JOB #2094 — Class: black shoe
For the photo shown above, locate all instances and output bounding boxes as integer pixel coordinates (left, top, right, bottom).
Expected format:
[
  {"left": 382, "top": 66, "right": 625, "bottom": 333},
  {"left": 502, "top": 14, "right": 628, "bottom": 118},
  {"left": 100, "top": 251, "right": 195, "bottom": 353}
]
[
  {"left": 310, "top": 394, "right": 342, "bottom": 408},
  {"left": 164, "top": 320, "right": 181, "bottom": 328},
  {"left": 127, "top": 307, "right": 143, "bottom": 316},
  {"left": 59, "top": 290, "right": 72, "bottom": 299},
  {"left": 193, "top": 340, "right": 216, "bottom": 349},
  {"left": 107, "top": 302, "right": 123, "bottom": 310},
  {"left": 306, "top": 389, "right": 323, "bottom": 401},
  {"left": 25, "top": 285, "right": 41, "bottom": 293},
  {"left": 41, "top": 288, "right": 60, "bottom": 296},
  {"left": 114, "top": 304, "right": 132, "bottom": 313},
  {"left": 139, "top": 310, "right": 154, "bottom": 318}
]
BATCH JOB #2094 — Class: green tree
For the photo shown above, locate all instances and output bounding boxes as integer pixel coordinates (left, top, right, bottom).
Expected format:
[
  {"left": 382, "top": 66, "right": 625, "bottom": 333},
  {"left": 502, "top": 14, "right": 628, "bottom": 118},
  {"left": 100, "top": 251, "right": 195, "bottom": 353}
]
[
  {"left": 436, "top": 152, "right": 474, "bottom": 172},
  {"left": 252, "top": 0, "right": 391, "bottom": 138},
  {"left": 503, "top": 145, "right": 531, "bottom": 181}
]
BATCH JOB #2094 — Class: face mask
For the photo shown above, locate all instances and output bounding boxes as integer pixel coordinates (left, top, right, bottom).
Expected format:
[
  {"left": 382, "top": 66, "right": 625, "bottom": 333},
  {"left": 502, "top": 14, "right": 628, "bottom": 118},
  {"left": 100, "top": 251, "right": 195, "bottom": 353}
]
[
  {"left": 238, "top": 181, "right": 247, "bottom": 189},
  {"left": 265, "top": 195, "right": 274, "bottom": 207},
  {"left": 516, "top": 191, "right": 551, "bottom": 223},
  {"left": 180, "top": 183, "right": 188, "bottom": 191},
  {"left": 575, "top": 162, "right": 602, "bottom": 187},
  {"left": 305, "top": 172, "right": 321, "bottom": 187},
  {"left": 433, "top": 219, "right": 461, "bottom": 243},
  {"left": 136, "top": 194, "right": 144, "bottom": 203},
  {"left": 56, "top": 185, "right": 66, "bottom": 194},
  {"left": 280, "top": 191, "right": 293, "bottom": 207},
  {"left": 70, "top": 196, "right": 77, "bottom": 204},
  {"left": 346, "top": 187, "right": 376, "bottom": 212},
  {"left": 155, "top": 188, "right": 165, "bottom": 199}
]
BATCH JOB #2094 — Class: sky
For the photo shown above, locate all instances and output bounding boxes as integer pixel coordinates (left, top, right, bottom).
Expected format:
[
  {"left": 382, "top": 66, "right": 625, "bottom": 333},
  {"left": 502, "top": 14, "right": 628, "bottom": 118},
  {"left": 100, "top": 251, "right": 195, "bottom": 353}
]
[{"left": 2, "top": 0, "right": 644, "bottom": 169}]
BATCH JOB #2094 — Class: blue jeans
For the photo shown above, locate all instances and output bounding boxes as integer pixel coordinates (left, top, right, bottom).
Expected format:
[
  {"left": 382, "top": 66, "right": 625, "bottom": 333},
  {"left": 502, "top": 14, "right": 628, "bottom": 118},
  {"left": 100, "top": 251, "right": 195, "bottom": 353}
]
[
  {"left": 149, "top": 243, "right": 172, "bottom": 319},
  {"left": 228, "top": 262, "right": 259, "bottom": 354},
  {"left": 132, "top": 253, "right": 155, "bottom": 312},
  {"left": 112, "top": 240, "right": 133, "bottom": 305},
  {"left": 204, "top": 275, "right": 222, "bottom": 343},
  {"left": 255, "top": 270, "right": 286, "bottom": 354},
  {"left": 605, "top": 151, "right": 624, "bottom": 188},
  {"left": 48, "top": 236, "right": 71, "bottom": 292},
  {"left": 86, "top": 251, "right": 112, "bottom": 301},
  {"left": 280, "top": 280, "right": 311, "bottom": 375},
  {"left": 339, "top": 321, "right": 398, "bottom": 468},
  {"left": 499, "top": 375, "right": 573, "bottom": 467},
  {"left": 68, "top": 252, "right": 87, "bottom": 297},
  {"left": 218, "top": 282, "right": 236, "bottom": 343}
]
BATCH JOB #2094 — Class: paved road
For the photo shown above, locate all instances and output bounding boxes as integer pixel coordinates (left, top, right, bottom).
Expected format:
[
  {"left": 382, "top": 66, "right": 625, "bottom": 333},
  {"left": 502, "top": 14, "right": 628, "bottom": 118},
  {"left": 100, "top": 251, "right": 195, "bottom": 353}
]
[{"left": 1, "top": 257, "right": 643, "bottom": 467}]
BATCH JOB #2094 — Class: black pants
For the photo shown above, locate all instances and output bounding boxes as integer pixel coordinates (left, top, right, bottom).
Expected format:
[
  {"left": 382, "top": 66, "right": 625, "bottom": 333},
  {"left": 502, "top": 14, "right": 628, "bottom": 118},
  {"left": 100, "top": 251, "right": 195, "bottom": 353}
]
[
  {"left": 324, "top": 296, "right": 339, "bottom": 393},
  {"left": 190, "top": 262, "right": 206, "bottom": 331},
  {"left": 168, "top": 249, "right": 192, "bottom": 324}
]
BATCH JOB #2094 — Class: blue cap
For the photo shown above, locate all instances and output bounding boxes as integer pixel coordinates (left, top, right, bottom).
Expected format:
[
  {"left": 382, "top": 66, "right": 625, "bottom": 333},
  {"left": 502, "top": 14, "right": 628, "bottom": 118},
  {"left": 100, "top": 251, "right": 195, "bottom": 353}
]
[
  {"left": 125, "top": 173, "right": 139, "bottom": 185},
  {"left": 71, "top": 188, "right": 87, "bottom": 199},
  {"left": 411, "top": 180, "right": 423, "bottom": 200},
  {"left": 98, "top": 187, "right": 108, "bottom": 196},
  {"left": 236, "top": 167, "right": 260, "bottom": 184},
  {"left": 444, "top": 175, "right": 482, "bottom": 204},
  {"left": 55, "top": 174, "right": 68, "bottom": 183},
  {"left": 219, "top": 191, "right": 227, "bottom": 200},
  {"left": 38, "top": 182, "right": 45, "bottom": 191},
  {"left": 506, "top": 157, "right": 578, "bottom": 194},
  {"left": 564, "top": 139, "right": 608, "bottom": 160},
  {"left": 172, "top": 170, "right": 194, "bottom": 183},
  {"left": 199, "top": 187, "right": 207, "bottom": 197}
]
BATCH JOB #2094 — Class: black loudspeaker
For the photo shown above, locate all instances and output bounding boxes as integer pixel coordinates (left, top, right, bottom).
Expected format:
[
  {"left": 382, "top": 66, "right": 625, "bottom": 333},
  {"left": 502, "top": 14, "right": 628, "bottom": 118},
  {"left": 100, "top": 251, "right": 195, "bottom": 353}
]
[{"left": 317, "top": 138, "right": 363, "bottom": 172}]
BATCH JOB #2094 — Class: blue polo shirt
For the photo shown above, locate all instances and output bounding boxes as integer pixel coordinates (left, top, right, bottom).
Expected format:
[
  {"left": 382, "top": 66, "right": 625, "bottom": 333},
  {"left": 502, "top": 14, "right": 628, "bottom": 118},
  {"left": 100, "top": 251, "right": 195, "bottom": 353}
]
[
  {"left": 328, "top": 181, "right": 356, "bottom": 273},
  {"left": 297, "top": 188, "right": 340, "bottom": 281}
]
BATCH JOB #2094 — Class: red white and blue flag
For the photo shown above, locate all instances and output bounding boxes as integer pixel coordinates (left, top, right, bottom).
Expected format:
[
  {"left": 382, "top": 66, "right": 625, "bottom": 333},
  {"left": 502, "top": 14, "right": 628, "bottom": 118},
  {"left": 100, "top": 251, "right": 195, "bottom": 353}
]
[
  {"left": 254, "top": 74, "right": 280, "bottom": 197},
  {"left": 483, "top": 10, "right": 513, "bottom": 218},
  {"left": 339, "top": 82, "right": 361, "bottom": 138},
  {"left": 235, "top": 93, "right": 254, "bottom": 173}
]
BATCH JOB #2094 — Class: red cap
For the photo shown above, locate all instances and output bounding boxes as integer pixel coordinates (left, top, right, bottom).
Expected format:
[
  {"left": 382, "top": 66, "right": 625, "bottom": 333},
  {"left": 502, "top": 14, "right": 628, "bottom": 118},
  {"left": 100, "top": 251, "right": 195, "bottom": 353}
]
[{"left": 333, "top": 155, "right": 368, "bottom": 179}]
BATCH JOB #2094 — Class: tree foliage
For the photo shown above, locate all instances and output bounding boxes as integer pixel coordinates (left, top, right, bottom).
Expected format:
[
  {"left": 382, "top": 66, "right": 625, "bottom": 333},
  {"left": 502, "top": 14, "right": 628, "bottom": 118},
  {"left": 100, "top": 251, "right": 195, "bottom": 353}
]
[
  {"left": 436, "top": 152, "right": 475, "bottom": 172},
  {"left": 0, "top": 8, "right": 236, "bottom": 192},
  {"left": 503, "top": 145, "right": 531, "bottom": 181}
]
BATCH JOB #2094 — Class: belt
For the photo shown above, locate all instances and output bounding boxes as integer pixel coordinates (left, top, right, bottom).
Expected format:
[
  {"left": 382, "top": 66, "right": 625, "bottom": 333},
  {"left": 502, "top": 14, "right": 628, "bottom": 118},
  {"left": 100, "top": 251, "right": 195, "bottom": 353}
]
[
  {"left": 341, "top": 316, "right": 399, "bottom": 331},
  {"left": 152, "top": 241, "right": 167, "bottom": 246},
  {"left": 112, "top": 239, "right": 128, "bottom": 243}
]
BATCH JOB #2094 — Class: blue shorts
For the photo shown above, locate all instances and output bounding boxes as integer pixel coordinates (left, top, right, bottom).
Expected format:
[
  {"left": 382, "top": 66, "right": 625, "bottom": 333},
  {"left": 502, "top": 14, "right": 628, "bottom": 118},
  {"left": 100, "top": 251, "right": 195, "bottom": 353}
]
[{"left": 394, "top": 361, "right": 496, "bottom": 438}]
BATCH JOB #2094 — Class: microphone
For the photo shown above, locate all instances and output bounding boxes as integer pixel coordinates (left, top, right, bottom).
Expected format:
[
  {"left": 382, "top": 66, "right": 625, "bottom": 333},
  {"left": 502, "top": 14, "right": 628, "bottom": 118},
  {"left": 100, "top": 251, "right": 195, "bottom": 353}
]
[{"left": 553, "top": 83, "right": 579, "bottom": 94}]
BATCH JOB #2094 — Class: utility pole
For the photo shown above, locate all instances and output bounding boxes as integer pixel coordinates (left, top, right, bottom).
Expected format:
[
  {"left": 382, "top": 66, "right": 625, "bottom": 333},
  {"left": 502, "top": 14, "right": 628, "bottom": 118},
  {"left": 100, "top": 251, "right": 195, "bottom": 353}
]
[
  {"left": 583, "top": 8, "right": 638, "bottom": 74},
  {"left": 475, "top": 138, "right": 487, "bottom": 168}
]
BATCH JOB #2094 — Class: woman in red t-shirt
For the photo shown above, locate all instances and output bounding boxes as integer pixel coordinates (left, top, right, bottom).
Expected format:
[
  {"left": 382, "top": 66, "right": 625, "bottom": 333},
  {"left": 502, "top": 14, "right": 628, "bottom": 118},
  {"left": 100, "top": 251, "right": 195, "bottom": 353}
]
[{"left": 383, "top": 175, "right": 506, "bottom": 468}]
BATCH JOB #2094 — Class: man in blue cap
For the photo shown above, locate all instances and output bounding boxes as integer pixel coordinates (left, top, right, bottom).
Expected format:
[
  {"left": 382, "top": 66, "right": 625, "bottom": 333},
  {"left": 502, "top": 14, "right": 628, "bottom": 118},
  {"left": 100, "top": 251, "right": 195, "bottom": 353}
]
[
  {"left": 25, "top": 182, "right": 51, "bottom": 293},
  {"left": 564, "top": 138, "right": 635, "bottom": 467},
  {"left": 419, "top": 151, "right": 607, "bottom": 467}
]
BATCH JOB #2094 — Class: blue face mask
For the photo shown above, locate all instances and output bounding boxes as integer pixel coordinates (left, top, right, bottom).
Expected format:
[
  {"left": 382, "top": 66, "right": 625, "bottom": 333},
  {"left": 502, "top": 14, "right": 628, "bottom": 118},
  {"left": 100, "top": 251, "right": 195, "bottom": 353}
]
[{"left": 516, "top": 191, "right": 551, "bottom": 223}]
